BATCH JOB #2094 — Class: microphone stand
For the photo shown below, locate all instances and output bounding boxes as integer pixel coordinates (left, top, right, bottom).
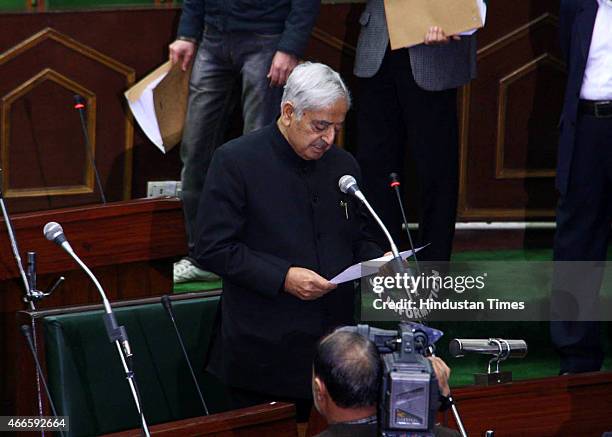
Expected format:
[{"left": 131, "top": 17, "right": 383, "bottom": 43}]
[
  {"left": 1, "top": 168, "right": 65, "bottom": 433},
  {"left": 62, "top": 243, "right": 150, "bottom": 437},
  {"left": 446, "top": 394, "right": 468, "bottom": 437},
  {"left": 73, "top": 95, "right": 106, "bottom": 204},
  {"left": 0, "top": 167, "right": 36, "bottom": 310},
  {"left": 21, "top": 325, "right": 66, "bottom": 437},
  {"left": 340, "top": 178, "right": 414, "bottom": 297},
  {"left": 389, "top": 173, "right": 421, "bottom": 276},
  {"left": 351, "top": 188, "right": 400, "bottom": 259},
  {"left": 161, "top": 295, "right": 209, "bottom": 415}
]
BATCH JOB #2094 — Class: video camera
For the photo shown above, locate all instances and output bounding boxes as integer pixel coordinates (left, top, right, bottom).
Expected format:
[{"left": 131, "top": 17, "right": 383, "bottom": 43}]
[{"left": 339, "top": 322, "right": 443, "bottom": 437}]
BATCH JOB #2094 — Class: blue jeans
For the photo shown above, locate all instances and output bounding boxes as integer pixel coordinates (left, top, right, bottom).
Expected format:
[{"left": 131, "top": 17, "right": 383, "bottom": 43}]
[{"left": 180, "top": 26, "right": 282, "bottom": 253}]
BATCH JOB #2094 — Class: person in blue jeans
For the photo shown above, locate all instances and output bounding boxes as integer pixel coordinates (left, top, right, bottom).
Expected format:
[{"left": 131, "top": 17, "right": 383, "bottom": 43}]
[{"left": 169, "top": 0, "right": 320, "bottom": 282}]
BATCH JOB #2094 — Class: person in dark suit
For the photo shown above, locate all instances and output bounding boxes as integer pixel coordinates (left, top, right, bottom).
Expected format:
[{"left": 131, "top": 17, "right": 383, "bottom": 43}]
[
  {"left": 353, "top": 0, "right": 478, "bottom": 261},
  {"left": 551, "top": 0, "right": 612, "bottom": 374},
  {"left": 193, "top": 62, "right": 382, "bottom": 421},
  {"left": 169, "top": 0, "right": 320, "bottom": 283}
]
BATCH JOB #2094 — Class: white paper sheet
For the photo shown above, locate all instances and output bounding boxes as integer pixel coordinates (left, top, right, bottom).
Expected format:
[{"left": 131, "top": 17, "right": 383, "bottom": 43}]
[
  {"left": 126, "top": 73, "right": 167, "bottom": 152},
  {"left": 330, "top": 247, "right": 425, "bottom": 284}
]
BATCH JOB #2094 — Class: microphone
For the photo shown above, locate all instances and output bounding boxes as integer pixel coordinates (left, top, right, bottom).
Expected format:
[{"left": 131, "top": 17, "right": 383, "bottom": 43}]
[
  {"left": 73, "top": 94, "right": 86, "bottom": 110},
  {"left": 20, "top": 325, "right": 66, "bottom": 437},
  {"left": 388, "top": 173, "right": 419, "bottom": 268},
  {"left": 73, "top": 94, "right": 106, "bottom": 204},
  {"left": 338, "top": 175, "right": 366, "bottom": 202},
  {"left": 43, "top": 221, "right": 150, "bottom": 436},
  {"left": 161, "top": 295, "right": 209, "bottom": 415},
  {"left": 43, "top": 221, "right": 73, "bottom": 252},
  {"left": 449, "top": 338, "right": 528, "bottom": 359},
  {"left": 338, "top": 175, "right": 400, "bottom": 258}
]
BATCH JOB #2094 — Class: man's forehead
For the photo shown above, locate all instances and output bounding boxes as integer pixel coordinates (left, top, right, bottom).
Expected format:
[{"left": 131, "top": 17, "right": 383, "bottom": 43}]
[{"left": 305, "top": 101, "right": 348, "bottom": 122}]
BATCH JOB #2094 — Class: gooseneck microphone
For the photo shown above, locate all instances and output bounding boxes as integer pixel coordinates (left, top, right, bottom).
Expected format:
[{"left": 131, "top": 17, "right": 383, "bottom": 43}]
[
  {"left": 43, "top": 222, "right": 150, "bottom": 437},
  {"left": 43, "top": 221, "right": 72, "bottom": 252},
  {"left": 20, "top": 325, "right": 66, "bottom": 437},
  {"left": 73, "top": 94, "right": 106, "bottom": 204},
  {"left": 161, "top": 295, "right": 209, "bottom": 415},
  {"left": 388, "top": 173, "right": 419, "bottom": 266},
  {"left": 339, "top": 175, "right": 400, "bottom": 258}
]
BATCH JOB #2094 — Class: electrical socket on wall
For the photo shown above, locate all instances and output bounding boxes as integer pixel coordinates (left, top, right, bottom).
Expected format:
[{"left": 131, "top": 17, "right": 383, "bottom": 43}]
[{"left": 146, "top": 181, "right": 181, "bottom": 198}]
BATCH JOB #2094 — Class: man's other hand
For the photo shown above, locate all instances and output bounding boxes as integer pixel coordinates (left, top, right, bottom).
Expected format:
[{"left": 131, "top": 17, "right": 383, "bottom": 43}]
[
  {"left": 428, "top": 356, "right": 451, "bottom": 396},
  {"left": 267, "top": 51, "right": 299, "bottom": 87},
  {"left": 284, "top": 267, "right": 337, "bottom": 300},
  {"left": 424, "top": 26, "right": 461, "bottom": 45},
  {"left": 169, "top": 39, "right": 196, "bottom": 71}
]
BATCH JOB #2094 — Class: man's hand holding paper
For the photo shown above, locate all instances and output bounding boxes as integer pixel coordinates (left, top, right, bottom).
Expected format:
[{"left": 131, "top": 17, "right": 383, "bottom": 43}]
[
  {"left": 284, "top": 267, "right": 338, "bottom": 301},
  {"left": 384, "top": 0, "right": 485, "bottom": 49}
]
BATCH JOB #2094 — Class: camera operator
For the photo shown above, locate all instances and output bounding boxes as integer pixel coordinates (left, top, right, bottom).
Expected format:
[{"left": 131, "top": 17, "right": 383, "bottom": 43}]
[{"left": 312, "top": 330, "right": 458, "bottom": 437}]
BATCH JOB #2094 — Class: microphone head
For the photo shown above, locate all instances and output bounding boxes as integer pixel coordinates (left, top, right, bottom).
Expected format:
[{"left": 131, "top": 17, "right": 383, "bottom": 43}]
[
  {"left": 389, "top": 172, "right": 400, "bottom": 187},
  {"left": 43, "top": 222, "right": 67, "bottom": 245},
  {"left": 338, "top": 175, "right": 358, "bottom": 194},
  {"left": 161, "top": 295, "right": 173, "bottom": 315},
  {"left": 73, "top": 94, "right": 86, "bottom": 110}
]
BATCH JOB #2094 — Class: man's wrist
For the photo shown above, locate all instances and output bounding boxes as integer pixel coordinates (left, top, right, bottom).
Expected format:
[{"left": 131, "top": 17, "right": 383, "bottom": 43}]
[{"left": 177, "top": 36, "right": 198, "bottom": 44}]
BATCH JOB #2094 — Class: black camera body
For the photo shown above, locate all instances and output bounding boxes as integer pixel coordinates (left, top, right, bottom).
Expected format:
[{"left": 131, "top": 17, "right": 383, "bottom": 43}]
[
  {"left": 343, "top": 323, "right": 442, "bottom": 436},
  {"left": 379, "top": 326, "right": 440, "bottom": 437}
]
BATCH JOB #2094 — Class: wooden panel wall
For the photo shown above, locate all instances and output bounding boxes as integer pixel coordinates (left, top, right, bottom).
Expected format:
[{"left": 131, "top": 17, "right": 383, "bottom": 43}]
[
  {"left": 0, "top": 8, "right": 181, "bottom": 213},
  {"left": 459, "top": 1, "right": 563, "bottom": 220},
  {"left": 0, "top": 1, "right": 565, "bottom": 220}
]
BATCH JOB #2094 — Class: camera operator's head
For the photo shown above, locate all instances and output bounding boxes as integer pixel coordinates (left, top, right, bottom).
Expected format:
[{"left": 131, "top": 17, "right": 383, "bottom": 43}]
[{"left": 312, "top": 330, "right": 382, "bottom": 424}]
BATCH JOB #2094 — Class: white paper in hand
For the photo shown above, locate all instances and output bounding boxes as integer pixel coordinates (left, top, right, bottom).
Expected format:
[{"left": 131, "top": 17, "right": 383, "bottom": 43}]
[
  {"left": 330, "top": 246, "right": 425, "bottom": 284},
  {"left": 127, "top": 73, "right": 168, "bottom": 151}
]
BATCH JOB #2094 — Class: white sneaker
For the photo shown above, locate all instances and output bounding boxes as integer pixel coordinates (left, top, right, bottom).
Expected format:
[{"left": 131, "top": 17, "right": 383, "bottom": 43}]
[{"left": 173, "top": 258, "right": 220, "bottom": 283}]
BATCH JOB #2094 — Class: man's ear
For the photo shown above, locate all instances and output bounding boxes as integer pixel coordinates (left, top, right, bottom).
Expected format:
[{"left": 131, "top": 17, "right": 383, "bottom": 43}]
[
  {"left": 313, "top": 376, "right": 327, "bottom": 402},
  {"left": 280, "top": 101, "right": 295, "bottom": 127}
]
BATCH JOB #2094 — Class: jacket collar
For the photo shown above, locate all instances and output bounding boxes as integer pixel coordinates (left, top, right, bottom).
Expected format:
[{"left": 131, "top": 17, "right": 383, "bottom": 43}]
[{"left": 270, "top": 122, "right": 318, "bottom": 172}]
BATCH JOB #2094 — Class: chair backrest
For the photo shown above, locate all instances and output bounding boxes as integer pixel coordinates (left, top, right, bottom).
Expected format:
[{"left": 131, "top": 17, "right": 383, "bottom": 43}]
[{"left": 42, "top": 293, "right": 229, "bottom": 436}]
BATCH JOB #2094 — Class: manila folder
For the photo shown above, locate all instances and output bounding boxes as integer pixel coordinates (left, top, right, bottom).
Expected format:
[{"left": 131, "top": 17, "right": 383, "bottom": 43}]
[
  {"left": 384, "top": 0, "right": 483, "bottom": 49},
  {"left": 125, "top": 61, "right": 191, "bottom": 153},
  {"left": 153, "top": 62, "right": 191, "bottom": 150}
]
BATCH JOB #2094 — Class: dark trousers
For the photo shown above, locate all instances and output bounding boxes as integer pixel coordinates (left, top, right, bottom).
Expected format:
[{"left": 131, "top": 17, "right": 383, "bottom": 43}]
[
  {"left": 228, "top": 386, "right": 313, "bottom": 423},
  {"left": 356, "top": 47, "right": 459, "bottom": 262},
  {"left": 181, "top": 26, "right": 282, "bottom": 253},
  {"left": 551, "top": 112, "right": 612, "bottom": 373}
]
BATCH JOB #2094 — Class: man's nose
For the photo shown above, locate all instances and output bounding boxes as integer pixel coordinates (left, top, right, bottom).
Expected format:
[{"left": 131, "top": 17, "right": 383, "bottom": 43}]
[{"left": 322, "top": 128, "right": 335, "bottom": 145}]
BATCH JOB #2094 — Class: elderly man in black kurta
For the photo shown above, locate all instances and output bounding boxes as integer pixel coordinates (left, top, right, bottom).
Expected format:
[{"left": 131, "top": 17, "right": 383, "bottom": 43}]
[{"left": 193, "top": 62, "right": 382, "bottom": 421}]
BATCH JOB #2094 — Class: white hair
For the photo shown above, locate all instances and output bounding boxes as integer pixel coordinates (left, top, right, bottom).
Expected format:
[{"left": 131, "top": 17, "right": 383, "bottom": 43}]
[{"left": 281, "top": 62, "right": 351, "bottom": 118}]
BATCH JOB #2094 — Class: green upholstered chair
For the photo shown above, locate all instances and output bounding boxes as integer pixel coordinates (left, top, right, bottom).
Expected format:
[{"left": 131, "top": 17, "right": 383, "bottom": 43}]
[{"left": 42, "top": 292, "right": 229, "bottom": 436}]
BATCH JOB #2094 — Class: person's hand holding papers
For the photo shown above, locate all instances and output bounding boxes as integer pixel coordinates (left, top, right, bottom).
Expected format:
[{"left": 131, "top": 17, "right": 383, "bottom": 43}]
[
  {"left": 424, "top": 26, "right": 461, "bottom": 45},
  {"left": 169, "top": 39, "right": 196, "bottom": 71},
  {"left": 284, "top": 267, "right": 337, "bottom": 301}
]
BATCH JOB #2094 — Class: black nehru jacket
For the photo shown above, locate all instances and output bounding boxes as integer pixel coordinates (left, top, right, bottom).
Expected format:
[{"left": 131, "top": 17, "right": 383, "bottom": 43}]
[{"left": 193, "top": 123, "right": 382, "bottom": 398}]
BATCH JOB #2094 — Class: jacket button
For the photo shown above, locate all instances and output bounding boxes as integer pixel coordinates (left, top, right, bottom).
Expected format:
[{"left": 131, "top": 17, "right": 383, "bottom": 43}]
[{"left": 312, "top": 195, "right": 319, "bottom": 204}]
